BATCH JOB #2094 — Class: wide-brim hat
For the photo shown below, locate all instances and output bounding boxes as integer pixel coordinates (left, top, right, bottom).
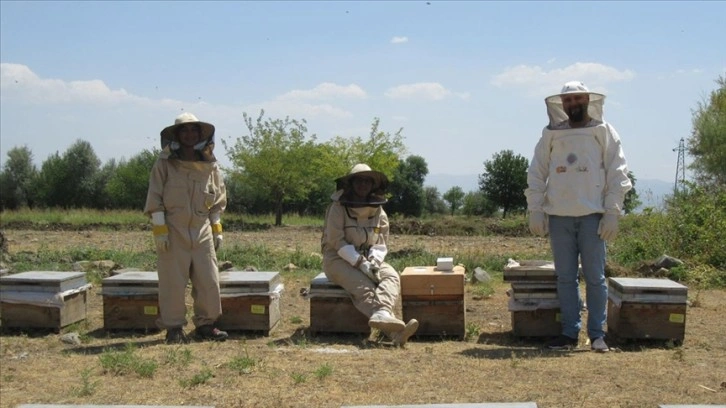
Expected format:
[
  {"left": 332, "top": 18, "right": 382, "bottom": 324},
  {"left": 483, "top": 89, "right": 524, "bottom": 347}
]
[
  {"left": 335, "top": 163, "right": 389, "bottom": 194},
  {"left": 545, "top": 81, "right": 605, "bottom": 127},
  {"left": 160, "top": 112, "right": 215, "bottom": 144}
]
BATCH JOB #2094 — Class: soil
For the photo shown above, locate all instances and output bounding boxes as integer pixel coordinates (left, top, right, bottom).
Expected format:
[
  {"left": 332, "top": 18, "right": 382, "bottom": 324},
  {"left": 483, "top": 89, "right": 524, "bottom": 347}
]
[{"left": 0, "top": 227, "right": 724, "bottom": 408}]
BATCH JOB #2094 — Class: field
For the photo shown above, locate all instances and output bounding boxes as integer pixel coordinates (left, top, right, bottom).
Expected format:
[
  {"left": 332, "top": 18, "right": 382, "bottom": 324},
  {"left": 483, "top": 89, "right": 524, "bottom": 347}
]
[{"left": 1, "top": 227, "right": 725, "bottom": 408}]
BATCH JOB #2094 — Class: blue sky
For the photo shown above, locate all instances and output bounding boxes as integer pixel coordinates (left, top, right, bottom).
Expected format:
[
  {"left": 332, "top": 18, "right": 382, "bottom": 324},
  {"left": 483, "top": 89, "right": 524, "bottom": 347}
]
[{"left": 1, "top": 1, "right": 725, "bottom": 193}]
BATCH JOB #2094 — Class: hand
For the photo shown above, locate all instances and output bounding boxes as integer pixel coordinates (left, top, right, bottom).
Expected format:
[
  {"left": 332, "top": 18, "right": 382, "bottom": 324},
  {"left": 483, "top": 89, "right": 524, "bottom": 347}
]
[
  {"left": 211, "top": 222, "right": 223, "bottom": 250},
  {"left": 598, "top": 213, "right": 620, "bottom": 241},
  {"left": 359, "top": 260, "right": 380, "bottom": 283},
  {"left": 152, "top": 224, "right": 169, "bottom": 253},
  {"left": 528, "top": 211, "right": 548, "bottom": 236}
]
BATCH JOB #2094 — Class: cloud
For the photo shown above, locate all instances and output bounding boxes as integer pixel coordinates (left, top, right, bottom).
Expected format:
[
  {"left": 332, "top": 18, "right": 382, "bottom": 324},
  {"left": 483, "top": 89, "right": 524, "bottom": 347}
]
[
  {"left": 0, "top": 63, "right": 170, "bottom": 107},
  {"left": 278, "top": 82, "right": 367, "bottom": 101},
  {"left": 385, "top": 82, "right": 463, "bottom": 101},
  {"left": 491, "top": 62, "right": 636, "bottom": 95},
  {"left": 391, "top": 36, "right": 409, "bottom": 44}
]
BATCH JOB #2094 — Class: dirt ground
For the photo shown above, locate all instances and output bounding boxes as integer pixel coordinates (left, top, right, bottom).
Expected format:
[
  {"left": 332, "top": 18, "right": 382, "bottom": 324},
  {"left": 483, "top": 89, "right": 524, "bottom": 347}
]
[{"left": 0, "top": 228, "right": 725, "bottom": 408}]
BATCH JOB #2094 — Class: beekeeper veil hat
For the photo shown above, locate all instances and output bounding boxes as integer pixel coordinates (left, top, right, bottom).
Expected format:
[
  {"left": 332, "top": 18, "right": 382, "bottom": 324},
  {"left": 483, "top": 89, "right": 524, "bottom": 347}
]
[{"left": 545, "top": 81, "right": 605, "bottom": 129}]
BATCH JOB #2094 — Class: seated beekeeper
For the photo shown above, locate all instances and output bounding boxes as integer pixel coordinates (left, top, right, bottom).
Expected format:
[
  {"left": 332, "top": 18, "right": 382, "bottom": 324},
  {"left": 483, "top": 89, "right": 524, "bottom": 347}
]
[
  {"left": 144, "top": 112, "right": 229, "bottom": 344},
  {"left": 321, "top": 163, "right": 419, "bottom": 347}
]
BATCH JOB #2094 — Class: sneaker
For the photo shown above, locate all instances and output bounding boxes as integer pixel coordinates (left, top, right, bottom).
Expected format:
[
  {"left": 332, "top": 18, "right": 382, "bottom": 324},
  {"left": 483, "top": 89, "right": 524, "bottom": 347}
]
[
  {"left": 165, "top": 327, "right": 190, "bottom": 344},
  {"left": 391, "top": 319, "right": 419, "bottom": 347},
  {"left": 368, "top": 310, "right": 405, "bottom": 333},
  {"left": 195, "top": 325, "right": 228, "bottom": 341},
  {"left": 546, "top": 335, "right": 578, "bottom": 350},
  {"left": 590, "top": 337, "right": 609, "bottom": 352}
]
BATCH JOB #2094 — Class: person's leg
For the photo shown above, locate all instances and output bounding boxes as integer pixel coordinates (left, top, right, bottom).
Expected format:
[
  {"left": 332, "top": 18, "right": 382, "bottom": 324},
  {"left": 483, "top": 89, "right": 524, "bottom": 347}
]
[
  {"left": 189, "top": 245, "right": 222, "bottom": 328},
  {"left": 324, "top": 257, "right": 405, "bottom": 332},
  {"left": 578, "top": 213, "right": 607, "bottom": 341},
  {"left": 156, "top": 247, "right": 191, "bottom": 330},
  {"left": 549, "top": 215, "right": 582, "bottom": 340}
]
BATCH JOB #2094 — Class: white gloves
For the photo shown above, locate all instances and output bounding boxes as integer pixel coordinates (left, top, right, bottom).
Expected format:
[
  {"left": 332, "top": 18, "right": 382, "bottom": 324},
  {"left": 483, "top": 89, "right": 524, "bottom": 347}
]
[
  {"left": 528, "top": 211, "right": 548, "bottom": 236},
  {"left": 359, "top": 260, "right": 380, "bottom": 283},
  {"left": 338, "top": 245, "right": 380, "bottom": 283},
  {"left": 151, "top": 211, "right": 169, "bottom": 253},
  {"left": 210, "top": 212, "right": 223, "bottom": 251},
  {"left": 598, "top": 213, "right": 620, "bottom": 241}
]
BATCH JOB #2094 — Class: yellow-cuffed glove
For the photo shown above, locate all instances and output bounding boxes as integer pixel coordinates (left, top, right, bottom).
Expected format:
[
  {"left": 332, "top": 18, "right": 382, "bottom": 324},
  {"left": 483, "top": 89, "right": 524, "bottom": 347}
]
[
  {"left": 153, "top": 224, "right": 169, "bottom": 253},
  {"left": 211, "top": 222, "right": 223, "bottom": 250}
]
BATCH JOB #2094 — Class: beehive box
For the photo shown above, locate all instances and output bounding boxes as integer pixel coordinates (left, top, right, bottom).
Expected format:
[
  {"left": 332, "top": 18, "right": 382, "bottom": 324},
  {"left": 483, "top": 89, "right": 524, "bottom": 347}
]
[
  {"left": 607, "top": 277, "right": 688, "bottom": 342},
  {"left": 101, "top": 271, "right": 160, "bottom": 331},
  {"left": 217, "top": 271, "right": 282, "bottom": 335},
  {"left": 0, "top": 271, "right": 90, "bottom": 330},
  {"left": 308, "top": 272, "right": 370, "bottom": 334},
  {"left": 509, "top": 298, "right": 561, "bottom": 337},
  {"left": 400, "top": 265, "right": 466, "bottom": 338},
  {"left": 503, "top": 260, "right": 557, "bottom": 282}
]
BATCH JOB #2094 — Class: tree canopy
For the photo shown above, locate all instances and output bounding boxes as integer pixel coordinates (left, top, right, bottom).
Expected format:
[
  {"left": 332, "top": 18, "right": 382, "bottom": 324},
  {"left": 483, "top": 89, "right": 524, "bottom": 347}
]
[{"left": 478, "top": 149, "right": 529, "bottom": 218}]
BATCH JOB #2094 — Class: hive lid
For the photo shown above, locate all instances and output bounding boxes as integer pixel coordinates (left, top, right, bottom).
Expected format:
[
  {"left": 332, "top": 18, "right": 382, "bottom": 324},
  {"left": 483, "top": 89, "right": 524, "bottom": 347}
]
[
  {"left": 218, "top": 271, "right": 281, "bottom": 293},
  {"left": 0, "top": 271, "right": 87, "bottom": 293}
]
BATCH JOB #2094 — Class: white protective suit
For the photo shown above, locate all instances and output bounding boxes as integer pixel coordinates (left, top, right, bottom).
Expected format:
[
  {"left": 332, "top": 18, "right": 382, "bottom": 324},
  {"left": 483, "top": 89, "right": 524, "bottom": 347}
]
[
  {"left": 144, "top": 124, "right": 227, "bottom": 330},
  {"left": 525, "top": 88, "right": 632, "bottom": 216},
  {"left": 321, "top": 189, "right": 400, "bottom": 321}
]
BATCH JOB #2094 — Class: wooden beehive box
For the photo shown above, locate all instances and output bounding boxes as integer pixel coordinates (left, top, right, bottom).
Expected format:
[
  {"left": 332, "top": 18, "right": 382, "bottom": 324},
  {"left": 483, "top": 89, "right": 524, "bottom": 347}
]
[
  {"left": 308, "top": 272, "right": 369, "bottom": 334},
  {"left": 509, "top": 298, "right": 561, "bottom": 337},
  {"left": 607, "top": 277, "right": 688, "bottom": 342},
  {"left": 101, "top": 271, "right": 159, "bottom": 331},
  {"left": 400, "top": 265, "right": 466, "bottom": 338},
  {"left": 503, "top": 260, "right": 557, "bottom": 283},
  {"left": 0, "top": 271, "right": 89, "bottom": 330},
  {"left": 217, "top": 271, "right": 282, "bottom": 335}
]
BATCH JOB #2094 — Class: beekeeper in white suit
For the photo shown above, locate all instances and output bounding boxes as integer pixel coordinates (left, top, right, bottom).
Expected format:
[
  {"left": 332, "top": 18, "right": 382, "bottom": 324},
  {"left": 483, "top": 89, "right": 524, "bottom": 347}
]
[
  {"left": 144, "top": 112, "right": 228, "bottom": 344},
  {"left": 525, "top": 81, "right": 632, "bottom": 352},
  {"left": 321, "top": 164, "right": 418, "bottom": 347}
]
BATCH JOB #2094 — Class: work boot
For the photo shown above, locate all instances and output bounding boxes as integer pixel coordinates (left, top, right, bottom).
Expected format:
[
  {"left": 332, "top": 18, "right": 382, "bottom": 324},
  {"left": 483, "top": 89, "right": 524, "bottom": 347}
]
[
  {"left": 165, "top": 327, "right": 190, "bottom": 344},
  {"left": 390, "top": 319, "right": 419, "bottom": 347},
  {"left": 195, "top": 325, "right": 229, "bottom": 342},
  {"left": 545, "top": 334, "right": 578, "bottom": 350},
  {"left": 368, "top": 310, "right": 405, "bottom": 333}
]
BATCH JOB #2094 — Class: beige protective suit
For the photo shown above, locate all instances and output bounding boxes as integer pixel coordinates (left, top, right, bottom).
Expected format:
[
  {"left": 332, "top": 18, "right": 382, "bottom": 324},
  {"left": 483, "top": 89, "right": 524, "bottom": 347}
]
[
  {"left": 321, "top": 190, "right": 399, "bottom": 319},
  {"left": 144, "top": 150, "right": 227, "bottom": 330}
]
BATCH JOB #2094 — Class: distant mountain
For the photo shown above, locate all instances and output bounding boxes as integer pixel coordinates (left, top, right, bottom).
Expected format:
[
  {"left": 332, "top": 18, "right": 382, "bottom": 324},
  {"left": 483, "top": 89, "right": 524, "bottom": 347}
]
[{"left": 425, "top": 174, "right": 675, "bottom": 213}]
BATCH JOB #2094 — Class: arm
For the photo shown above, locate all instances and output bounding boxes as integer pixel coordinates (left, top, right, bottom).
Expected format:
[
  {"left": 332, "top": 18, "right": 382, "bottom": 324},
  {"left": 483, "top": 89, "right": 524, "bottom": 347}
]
[
  {"left": 367, "top": 210, "right": 389, "bottom": 265},
  {"left": 602, "top": 124, "right": 632, "bottom": 214},
  {"left": 524, "top": 129, "right": 552, "bottom": 212}
]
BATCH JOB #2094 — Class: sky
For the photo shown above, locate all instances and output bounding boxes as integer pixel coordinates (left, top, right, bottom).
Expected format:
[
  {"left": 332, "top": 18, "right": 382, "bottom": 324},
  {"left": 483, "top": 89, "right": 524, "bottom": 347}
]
[{"left": 1, "top": 1, "right": 725, "bottom": 193}]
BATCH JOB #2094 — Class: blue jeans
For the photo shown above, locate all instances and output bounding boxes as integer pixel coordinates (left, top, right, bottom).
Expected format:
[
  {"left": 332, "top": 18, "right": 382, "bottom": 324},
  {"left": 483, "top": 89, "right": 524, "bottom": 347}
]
[{"left": 549, "top": 213, "right": 607, "bottom": 340}]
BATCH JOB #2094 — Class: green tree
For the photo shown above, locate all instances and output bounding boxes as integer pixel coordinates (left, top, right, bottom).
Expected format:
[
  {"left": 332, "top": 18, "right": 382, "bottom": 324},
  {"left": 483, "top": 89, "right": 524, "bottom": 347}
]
[
  {"left": 461, "top": 191, "right": 497, "bottom": 217},
  {"left": 225, "top": 111, "right": 319, "bottom": 226},
  {"left": 35, "top": 140, "right": 102, "bottom": 208},
  {"left": 386, "top": 155, "right": 428, "bottom": 217},
  {"left": 0, "top": 146, "right": 38, "bottom": 210},
  {"left": 478, "top": 149, "right": 528, "bottom": 218},
  {"left": 442, "top": 186, "right": 465, "bottom": 216},
  {"left": 623, "top": 171, "right": 642, "bottom": 214},
  {"left": 423, "top": 186, "right": 447, "bottom": 215},
  {"left": 105, "top": 149, "right": 158, "bottom": 209},
  {"left": 688, "top": 75, "right": 726, "bottom": 188}
]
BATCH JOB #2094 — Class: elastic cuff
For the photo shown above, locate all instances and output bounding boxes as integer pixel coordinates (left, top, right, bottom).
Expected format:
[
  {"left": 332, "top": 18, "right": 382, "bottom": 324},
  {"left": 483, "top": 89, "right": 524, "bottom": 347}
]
[{"left": 152, "top": 225, "right": 168, "bottom": 236}]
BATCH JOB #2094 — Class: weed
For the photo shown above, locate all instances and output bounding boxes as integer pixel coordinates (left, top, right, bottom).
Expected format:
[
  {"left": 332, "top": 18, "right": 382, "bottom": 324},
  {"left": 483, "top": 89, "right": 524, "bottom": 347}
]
[
  {"left": 290, "top": 315, "right": 303, "bottom": 324},
  {"left": 471, "top": 283, "right": 495, "bottom": 299},
  {"left": 313, "top": 363, "right": 333, "bottom": 380},
  {"left": 465, "top": 322, "right": 481, "bottom": 341},
  {"left": 98, "top": 343, "right": 157, "bottom": 378},
  {"left": 290, "top": 372, "right": 307, "bottom": 384},
  {"left": 71, "top": 368, "right": 98, "bottom": 397},
  {"left": 510, "top": 352, "right": 521, "bottom": 368},
  {"left": 180, "top": 368, "right": 214, "bottom": 388},
  {"left": 163, "top": 348, "right": 192, "bottom": 367}
]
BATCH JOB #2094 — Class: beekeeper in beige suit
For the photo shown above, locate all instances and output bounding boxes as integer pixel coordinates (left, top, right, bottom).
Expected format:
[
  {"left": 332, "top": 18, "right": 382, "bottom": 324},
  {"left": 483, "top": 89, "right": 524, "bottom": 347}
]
[
  {"left": 321, "top": 164, "right": 418, "bottom": 347},
  {"left": 144, "top": 112, "right": 228, "bottom": 344}
]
